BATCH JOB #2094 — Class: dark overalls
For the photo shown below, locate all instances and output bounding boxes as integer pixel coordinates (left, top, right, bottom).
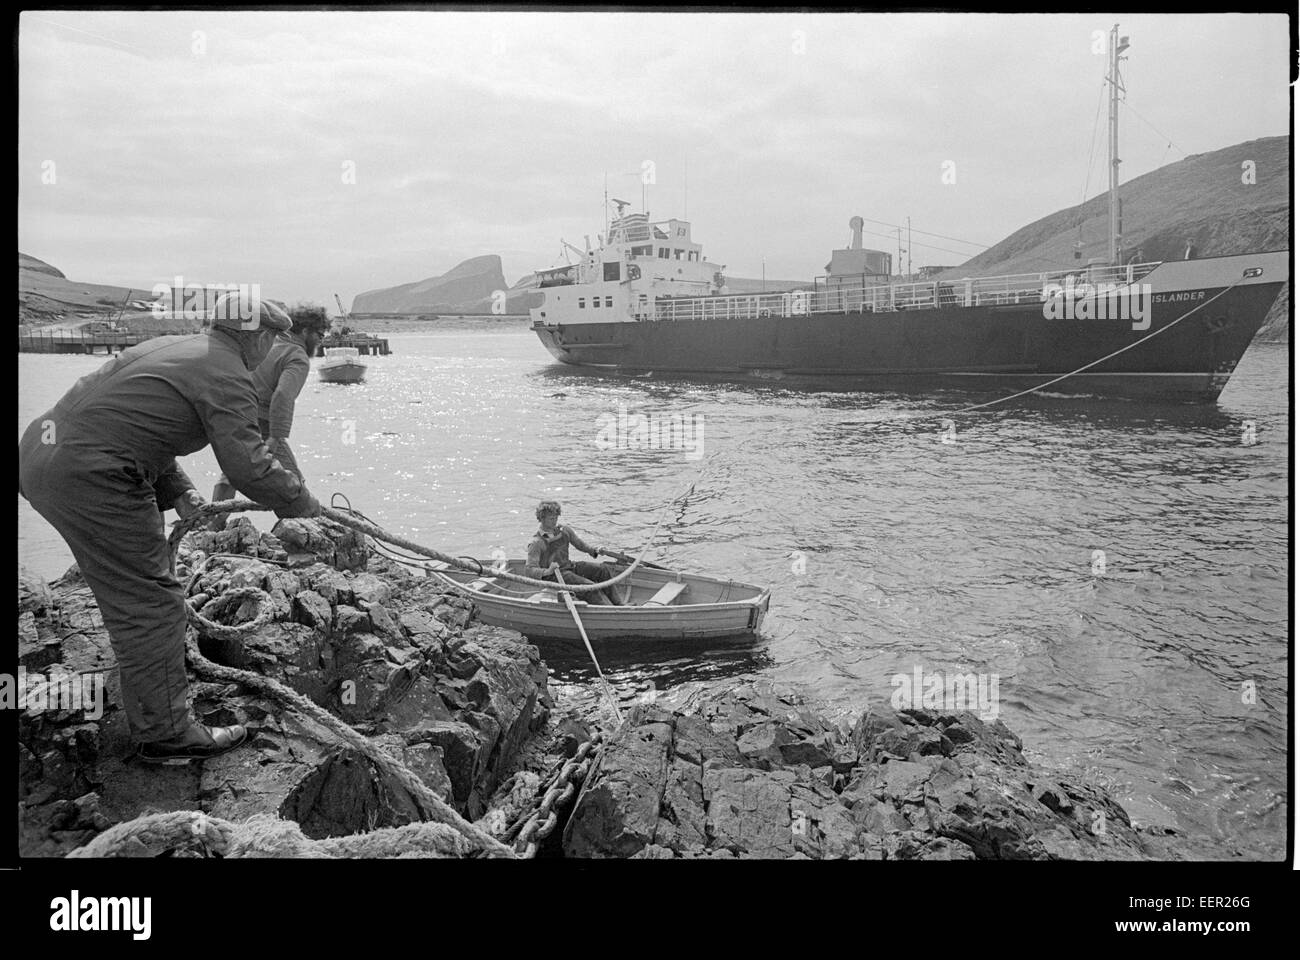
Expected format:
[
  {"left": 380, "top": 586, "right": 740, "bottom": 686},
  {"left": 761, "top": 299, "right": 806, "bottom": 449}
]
[{"left": 19, "top": 331, "right": 315, "bottom": 742}]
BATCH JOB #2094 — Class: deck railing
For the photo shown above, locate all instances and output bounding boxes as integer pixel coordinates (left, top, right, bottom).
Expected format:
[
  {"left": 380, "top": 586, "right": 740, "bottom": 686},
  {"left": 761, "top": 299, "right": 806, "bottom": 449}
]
[{"left": 651, "top": 261, "right": 1161, "bottom": 322}]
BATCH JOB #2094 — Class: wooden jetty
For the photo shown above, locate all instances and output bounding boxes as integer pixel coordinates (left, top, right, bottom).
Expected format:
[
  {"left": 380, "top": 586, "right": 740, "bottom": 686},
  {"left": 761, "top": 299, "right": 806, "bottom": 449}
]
[
  {"left": 19, "top": 330, "right": 392, "bottom": 358},
  {"left": 316, "top": 335, "right": 391, "bottom": 357},
  {"left": 18, "top": 330, "right": 148, "bottom": 355}
]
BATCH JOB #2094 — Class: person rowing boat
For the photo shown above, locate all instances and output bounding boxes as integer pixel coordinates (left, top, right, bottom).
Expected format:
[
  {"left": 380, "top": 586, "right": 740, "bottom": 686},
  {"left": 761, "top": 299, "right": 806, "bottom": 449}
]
[{"left": 524, "top": 500, "right": 628, "bottom": 605}]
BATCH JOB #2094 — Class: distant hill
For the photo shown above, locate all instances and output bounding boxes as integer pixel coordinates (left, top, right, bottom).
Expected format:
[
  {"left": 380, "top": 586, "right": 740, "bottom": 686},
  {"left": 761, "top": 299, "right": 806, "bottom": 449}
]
[
  {"left": 940, "top": 135, "right": 1289, "bottom": 340},
  {"left": 352, "top": 253, "right": 809, "bottom": 317},
  {"left": 352, "top": 254, "right": 512, "bottom": 314},
  {"left": 19, "top": 254, "right": 156, "bottom": 325},
  {"left": 19, "top": 253, "right": 64, "bottom": 279}
]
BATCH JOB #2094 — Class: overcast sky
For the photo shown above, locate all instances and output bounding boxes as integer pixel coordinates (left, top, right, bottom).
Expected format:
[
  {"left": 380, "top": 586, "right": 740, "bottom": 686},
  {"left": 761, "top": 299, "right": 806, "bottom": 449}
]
[{"left": 19, "top": 11, "right": 1290, "bottom": 308}]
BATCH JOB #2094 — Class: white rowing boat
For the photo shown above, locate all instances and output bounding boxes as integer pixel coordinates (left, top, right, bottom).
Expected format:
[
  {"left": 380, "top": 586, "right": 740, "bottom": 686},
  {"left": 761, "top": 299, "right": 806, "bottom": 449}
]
[{"left": 422, "top": 559, "right": 770, "bottom": 642}]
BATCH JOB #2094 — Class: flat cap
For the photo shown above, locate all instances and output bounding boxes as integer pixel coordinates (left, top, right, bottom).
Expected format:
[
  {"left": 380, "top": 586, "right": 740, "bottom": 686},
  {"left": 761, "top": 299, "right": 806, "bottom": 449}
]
[{"left": 210, "top": 292, "right": 292, "bottom": 331}]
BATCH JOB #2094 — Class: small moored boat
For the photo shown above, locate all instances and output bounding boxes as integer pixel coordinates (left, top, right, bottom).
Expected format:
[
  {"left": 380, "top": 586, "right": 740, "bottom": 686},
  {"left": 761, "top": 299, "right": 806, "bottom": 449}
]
[
  {"left": 423, "top": 559, "right": 770, "bottom": 642},
  {"left": 318, "top": 346, "right": 367, "bottom": 383}
]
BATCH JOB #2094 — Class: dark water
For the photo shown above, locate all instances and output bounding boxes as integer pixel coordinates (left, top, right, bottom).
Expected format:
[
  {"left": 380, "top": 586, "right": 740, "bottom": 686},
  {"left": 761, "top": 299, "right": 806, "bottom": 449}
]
[{"left": 17, "top": 332, "right": 1290, "bottom": 858}]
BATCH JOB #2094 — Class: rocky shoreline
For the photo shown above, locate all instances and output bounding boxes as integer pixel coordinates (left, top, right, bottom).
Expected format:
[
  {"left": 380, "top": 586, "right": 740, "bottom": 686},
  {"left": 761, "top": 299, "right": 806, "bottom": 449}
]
[{"left": 17, "top": 516, "right": 1204, "bottom": 859}]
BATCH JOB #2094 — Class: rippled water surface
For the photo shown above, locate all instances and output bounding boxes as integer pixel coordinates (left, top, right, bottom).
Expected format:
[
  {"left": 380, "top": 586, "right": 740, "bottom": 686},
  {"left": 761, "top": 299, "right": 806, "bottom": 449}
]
[{"left": 18, "top": 331, "right": 1290, "bottom": 858}]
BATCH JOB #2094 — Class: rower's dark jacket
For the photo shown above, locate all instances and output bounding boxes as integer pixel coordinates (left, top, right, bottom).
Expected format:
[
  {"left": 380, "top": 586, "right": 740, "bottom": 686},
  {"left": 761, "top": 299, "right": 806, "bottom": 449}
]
[
  {"left": 18, "top": 330, "right": 314, "bottom": 515},
  {"left": 525, "top": 525, "right": 597, "bottom": 578}
]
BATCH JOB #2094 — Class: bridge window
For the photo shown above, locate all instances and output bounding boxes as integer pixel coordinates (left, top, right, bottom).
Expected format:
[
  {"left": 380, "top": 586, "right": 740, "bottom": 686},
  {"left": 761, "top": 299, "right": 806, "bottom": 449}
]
[
  {"left": 688, "top": 251, "right": 699, "bottom": 262},
  {"left": 673, "top": 249, "right": 684, "bottom": 259},
  {"left": 603, "top": 262, "right": 620, "bottom": 281},
  {"left": 658, "top": 248, "right": 670, "bottom": 259},
  {"left": 631, "top": 245, "right": 652, "bottom": 256}
]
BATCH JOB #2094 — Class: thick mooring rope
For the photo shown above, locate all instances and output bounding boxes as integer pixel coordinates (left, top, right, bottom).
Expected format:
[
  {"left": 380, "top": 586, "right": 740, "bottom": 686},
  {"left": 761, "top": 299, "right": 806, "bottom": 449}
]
[
  {"left": 67, "top": 810, "right": 475, "bottom": 859},
  {"left": 178, "top": 629, "right": 513, "bottom": 853},
  {"left": 164, "top": 533, "right": 514, "bottom": 856},
  {"left": 143, "top": 463, "right": 715, "bottom": 859},
  {"left": 169, "top": 459, "right": 712, "bottom": 597}
]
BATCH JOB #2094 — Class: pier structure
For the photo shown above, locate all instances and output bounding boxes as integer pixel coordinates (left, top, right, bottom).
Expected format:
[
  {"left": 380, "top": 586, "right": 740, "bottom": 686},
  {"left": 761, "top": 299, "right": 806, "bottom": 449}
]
[
  {"left": 316, "top": 335, "right": 391, "bottom": 356},
  {"left": 18, "top": 330, "right": 147, "bottom": 355},
  {"left": 18, "top": 330, "right": 392, "bottom": 357}
]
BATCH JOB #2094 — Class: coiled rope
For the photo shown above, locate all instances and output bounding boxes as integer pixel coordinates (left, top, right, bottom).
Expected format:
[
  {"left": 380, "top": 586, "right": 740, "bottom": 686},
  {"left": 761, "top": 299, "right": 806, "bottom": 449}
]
[
  {"left": 163, "top": 528, "right": 515, "bottom": 857},
  {"left": 67, "top": 810, "right": 475, "bottom": 859},
  {"left": 155, "top": 469, "right": 714, "bottom": 856},
  {"left": 114, "top": 443, "right": 715, "bottom": 860},
  {"left": 178, "top": 625, "right": 515, "bottom": 849}
]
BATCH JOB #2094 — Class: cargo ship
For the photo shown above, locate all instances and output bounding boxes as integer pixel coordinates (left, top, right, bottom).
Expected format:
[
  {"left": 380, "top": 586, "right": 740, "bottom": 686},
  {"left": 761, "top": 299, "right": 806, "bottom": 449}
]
[{"left": 530, "top": 27, "right": 1288, "bottom": 402}]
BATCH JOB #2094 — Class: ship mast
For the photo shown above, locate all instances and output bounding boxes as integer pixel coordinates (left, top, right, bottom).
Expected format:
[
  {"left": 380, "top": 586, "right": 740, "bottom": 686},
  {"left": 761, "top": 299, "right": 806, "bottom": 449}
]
[{"left": 1107, "top": 24, "right": 1130, "bottom": 266}]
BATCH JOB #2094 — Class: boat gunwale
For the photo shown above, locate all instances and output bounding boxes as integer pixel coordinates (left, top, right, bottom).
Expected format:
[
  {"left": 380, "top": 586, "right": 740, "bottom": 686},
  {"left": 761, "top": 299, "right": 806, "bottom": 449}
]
[{"left": 423, "top": 562, "right": 770, "bottom": 614}]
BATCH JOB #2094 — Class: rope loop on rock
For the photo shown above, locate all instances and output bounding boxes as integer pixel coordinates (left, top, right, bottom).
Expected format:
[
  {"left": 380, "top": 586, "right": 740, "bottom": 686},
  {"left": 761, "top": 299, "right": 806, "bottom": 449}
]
[
  {"left": 164, "top": 523, "right": 517, "bottom": 857},
  {"left": 194, "top": 585, "right": 275, "bottom": 642},
  {"left": 67, "top": 810, "right": 475, "bottom": 859}
]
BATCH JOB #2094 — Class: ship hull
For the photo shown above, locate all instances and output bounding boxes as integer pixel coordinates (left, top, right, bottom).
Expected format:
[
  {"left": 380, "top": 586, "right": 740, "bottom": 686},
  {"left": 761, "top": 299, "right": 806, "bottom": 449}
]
[{"left": 533, "top": 252, "right": 1287, "bottom": 403}]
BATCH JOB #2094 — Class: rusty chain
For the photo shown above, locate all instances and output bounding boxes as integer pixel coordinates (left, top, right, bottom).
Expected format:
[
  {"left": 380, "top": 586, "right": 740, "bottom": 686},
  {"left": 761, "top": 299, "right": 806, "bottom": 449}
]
[{"left": 506, "top": 734, "right": 603, "bottom": 858}]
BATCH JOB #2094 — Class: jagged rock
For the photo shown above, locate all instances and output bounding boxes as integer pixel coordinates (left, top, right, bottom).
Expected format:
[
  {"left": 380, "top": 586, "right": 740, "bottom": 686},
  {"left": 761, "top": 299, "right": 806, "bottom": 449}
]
[
  {"left": 278, "top": 747, "right": 425, "bottom": 839},
  {"left": 273, "top": 518, "right": 367, "bottom": 572},
  {"left": 19, "top": 614, "right": 62, "bottom": 671},
  {"left": 431, "top": 597, "right": 474, "bottom": 633},
  {"left": 22, "top": 536, "right": 1183, "bottom": 860},
  {"left": 300, "top": 565, "right": 354, "bottom": 606},
  {"left": 185, "top": 515, "right": 263, "bottom": 559},
  {"left": 705, "top": 767, "right": 799, "bottom": 858},
  {"left": 564, "top": 681, "right": 1168, "bottom": 861},
  {"left": 333, "top": 604, "right": 371, "bottom": 635},
  {"left": 564, "top": 706, "right": 674, "bottom": 858},
  {"left": 362, "top": 601, "right": 403, "bottom": 641},
  {"left": 399, "top": 608, "right": 441, "bottom": 642},
  {"left": 552, "top": 716, "right": 593, "bottom": 758},
  {"left": 737, "top": 720, "right": 837, "bottom": 769},
  {"left": 404, "top": 720, "right": 485, "bottom": 813},
  {"left": 294, "top": 589, "right": 332, "bottom": 632},
  {"left": 632, "top": 844, "right": 677, "bottom": 859},
  {"left": 350, "top": 572, "right": 392, "bottom": 606},
  {"left": 19, "top": 565, "right": 56, "bottom": 617},
  {"left": 853, "top": 707, "right": 954, "bottom": 760}
]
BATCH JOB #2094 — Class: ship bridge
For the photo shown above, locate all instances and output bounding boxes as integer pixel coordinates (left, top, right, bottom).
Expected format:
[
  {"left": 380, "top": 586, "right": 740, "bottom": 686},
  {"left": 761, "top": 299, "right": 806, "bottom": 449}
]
[{"left": 607, "top": 214, "right": 705, "bottom": 265}]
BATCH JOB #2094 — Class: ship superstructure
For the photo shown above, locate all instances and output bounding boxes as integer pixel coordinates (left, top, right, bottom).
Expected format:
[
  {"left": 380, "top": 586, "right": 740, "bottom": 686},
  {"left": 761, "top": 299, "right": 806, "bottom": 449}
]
[{"left": 528, "top": 26, "right": 1289, "bottom": 402}]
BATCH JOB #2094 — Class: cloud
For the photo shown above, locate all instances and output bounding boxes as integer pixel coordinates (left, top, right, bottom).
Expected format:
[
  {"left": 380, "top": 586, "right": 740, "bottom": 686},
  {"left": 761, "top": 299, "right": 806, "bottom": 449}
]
[{"left": 19, "top": 11, "right": 1289, "bottom": 303}]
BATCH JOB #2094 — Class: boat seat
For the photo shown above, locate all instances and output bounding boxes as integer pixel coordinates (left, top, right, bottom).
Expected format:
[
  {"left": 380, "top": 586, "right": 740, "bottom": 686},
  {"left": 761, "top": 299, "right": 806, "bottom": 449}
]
[
  {"left": 466, "top": 577, "right": 501, "bottom": 593},
  {"left": 527, "top": 591, "right": 554, "bottom": 603},
  {"left": 642, "top": 581, "right": 688, "bottom": 607}
]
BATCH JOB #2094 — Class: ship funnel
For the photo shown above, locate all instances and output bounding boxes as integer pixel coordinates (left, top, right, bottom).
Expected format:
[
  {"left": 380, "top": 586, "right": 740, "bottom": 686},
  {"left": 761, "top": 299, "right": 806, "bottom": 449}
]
[{"left": 849, "top": 216, "right": 864, "bottom": 250}]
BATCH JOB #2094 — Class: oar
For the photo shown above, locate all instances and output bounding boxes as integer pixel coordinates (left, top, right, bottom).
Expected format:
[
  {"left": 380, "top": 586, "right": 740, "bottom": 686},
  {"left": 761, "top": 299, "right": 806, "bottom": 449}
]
[
  {"left": 597, "top": 547, "right": 670, "bottom": 571},
  {"left": 553, "top": 570, "right": 624, "bottom": 725}
]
